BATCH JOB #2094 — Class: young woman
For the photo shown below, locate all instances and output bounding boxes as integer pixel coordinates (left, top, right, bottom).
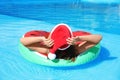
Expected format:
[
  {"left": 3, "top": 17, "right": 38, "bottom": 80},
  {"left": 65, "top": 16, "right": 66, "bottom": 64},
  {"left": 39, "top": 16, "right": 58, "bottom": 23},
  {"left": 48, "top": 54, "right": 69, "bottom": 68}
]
[{"left": 20, "top": 31, "right": 102, "bottom": 61}]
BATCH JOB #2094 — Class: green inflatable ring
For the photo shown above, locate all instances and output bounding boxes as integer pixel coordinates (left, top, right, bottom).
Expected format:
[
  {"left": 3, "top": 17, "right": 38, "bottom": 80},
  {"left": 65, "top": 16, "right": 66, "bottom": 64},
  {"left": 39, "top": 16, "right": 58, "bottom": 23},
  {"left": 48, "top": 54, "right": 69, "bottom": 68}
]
[{"left": 19, "top": 42, "right": 101, "bottom": 67}]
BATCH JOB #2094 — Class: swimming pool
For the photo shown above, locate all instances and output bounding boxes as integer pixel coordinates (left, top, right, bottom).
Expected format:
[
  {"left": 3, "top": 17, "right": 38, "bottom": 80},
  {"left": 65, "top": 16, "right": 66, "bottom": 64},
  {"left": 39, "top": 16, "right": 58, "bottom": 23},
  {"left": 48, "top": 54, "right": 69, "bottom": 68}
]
[
  {"left": 0, "top": 1, "right": 120, "bottom": 35},
  {"left": 0, "top": 1, "right": 120, "bottom": 80}
]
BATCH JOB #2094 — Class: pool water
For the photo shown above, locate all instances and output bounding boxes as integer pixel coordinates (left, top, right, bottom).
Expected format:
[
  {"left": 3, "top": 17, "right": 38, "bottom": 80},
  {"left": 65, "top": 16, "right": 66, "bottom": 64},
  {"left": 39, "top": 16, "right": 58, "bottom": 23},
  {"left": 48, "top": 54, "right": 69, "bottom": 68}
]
[
  {"left": 0, "top": 1, "right": 120, "bottom": 80},
  {"left": 0, "top": 3, "right": 120, "bottom": 35}
]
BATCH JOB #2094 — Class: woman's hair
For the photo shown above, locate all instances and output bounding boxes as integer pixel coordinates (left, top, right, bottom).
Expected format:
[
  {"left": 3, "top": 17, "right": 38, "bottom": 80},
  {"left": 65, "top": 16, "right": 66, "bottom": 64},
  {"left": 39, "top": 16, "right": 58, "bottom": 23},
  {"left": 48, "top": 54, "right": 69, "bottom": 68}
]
[{"left": 55, "top": 45, "right": 78, "bottom": 61}]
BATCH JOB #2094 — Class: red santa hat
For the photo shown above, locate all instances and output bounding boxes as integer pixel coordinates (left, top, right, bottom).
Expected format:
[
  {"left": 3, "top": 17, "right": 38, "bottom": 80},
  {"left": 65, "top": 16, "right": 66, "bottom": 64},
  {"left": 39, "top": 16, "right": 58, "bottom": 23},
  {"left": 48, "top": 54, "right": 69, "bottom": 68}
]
[{"left": 48, "top": 23, "right": 73, "bottom": 60}]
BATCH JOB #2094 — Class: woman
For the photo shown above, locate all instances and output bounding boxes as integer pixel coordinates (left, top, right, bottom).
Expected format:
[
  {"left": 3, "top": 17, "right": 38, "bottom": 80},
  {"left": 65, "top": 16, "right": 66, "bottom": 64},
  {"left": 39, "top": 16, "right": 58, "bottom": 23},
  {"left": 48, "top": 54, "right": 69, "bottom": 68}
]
[{"left": 20, "top": 30, "right": 102, "bottom": 62}]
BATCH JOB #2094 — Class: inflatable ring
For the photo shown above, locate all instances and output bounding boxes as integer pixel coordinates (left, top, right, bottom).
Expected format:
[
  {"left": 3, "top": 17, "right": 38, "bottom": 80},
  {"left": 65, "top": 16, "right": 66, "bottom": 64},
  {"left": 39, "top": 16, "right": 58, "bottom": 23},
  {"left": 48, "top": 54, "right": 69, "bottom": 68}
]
[
  {"left": 19, "top": 24, "right": 101, "bottom": 67},
  {"left": 19, "top": 42, "right": 100, "bottom": 67}
]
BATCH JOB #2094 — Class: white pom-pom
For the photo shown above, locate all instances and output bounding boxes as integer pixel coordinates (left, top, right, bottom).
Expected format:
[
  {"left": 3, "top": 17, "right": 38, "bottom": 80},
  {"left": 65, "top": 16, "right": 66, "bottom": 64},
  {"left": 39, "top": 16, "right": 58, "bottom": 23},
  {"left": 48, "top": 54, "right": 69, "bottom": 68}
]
[{"left": 48, "top": 53, "right": 56, "bottom": 60}]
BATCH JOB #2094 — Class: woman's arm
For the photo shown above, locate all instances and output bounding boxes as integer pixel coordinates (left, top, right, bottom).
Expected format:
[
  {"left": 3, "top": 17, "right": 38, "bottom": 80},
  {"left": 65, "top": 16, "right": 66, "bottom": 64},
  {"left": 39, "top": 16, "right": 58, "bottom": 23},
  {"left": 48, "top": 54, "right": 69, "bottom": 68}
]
[
  {"left": 20, "top": 36, "right": 54, "bottom": 47},
  {"left": 20, "top": 37, "right": 45, "bottom": 46},
  {"left": 77, "top": 34, "right": 102, "bottom": 44},
  {"left": 66, "top": 34, "right": 102, "bottom": 45}
]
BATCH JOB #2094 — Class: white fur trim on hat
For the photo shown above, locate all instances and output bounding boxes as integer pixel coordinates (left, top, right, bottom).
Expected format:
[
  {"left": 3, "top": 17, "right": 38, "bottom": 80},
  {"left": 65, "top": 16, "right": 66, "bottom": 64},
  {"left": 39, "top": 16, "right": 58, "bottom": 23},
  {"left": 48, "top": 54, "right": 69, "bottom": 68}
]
[
  {"left": 58, "top": 45, "right": 70, "bottom": 50},
  {"left": 48, "top": 53, "right": 56, "bottom": 60}
]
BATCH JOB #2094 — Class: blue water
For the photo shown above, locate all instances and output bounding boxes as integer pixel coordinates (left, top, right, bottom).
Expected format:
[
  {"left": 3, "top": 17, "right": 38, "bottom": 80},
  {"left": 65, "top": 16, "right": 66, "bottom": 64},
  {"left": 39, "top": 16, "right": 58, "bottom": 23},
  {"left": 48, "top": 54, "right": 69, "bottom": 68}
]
[
  {"left": 0, "top": 2, "right": 120, "bottom": 35},
  {"left": 0, "top": 1, "right": 120, "bottom": 80}
]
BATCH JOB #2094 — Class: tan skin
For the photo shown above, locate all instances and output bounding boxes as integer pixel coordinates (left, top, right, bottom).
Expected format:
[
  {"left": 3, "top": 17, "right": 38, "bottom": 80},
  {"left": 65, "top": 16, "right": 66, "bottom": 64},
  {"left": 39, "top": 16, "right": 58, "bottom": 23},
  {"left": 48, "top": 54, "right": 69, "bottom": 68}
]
[{"left": 20, "top": 34, "right": 102, "bottom": 57}]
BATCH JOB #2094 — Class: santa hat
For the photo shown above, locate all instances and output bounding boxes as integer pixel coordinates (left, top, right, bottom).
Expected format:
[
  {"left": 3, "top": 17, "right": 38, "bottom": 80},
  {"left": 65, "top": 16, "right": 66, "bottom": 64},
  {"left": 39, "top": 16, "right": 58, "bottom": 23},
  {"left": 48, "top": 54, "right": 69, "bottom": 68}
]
[{"left": 48, "top": 23, "right": 73, "bottom": 60}]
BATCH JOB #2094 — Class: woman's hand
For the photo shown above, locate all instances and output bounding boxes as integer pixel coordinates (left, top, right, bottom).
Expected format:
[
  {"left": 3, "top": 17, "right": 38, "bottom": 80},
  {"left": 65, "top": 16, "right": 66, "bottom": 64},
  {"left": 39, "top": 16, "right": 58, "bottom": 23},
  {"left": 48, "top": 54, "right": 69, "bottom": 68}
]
[
  {"left": 66, "top": 36, "right": 80, "bottom": 45},
  {"left": 41, "top": 37, "right": 54, "bottom": 47}
]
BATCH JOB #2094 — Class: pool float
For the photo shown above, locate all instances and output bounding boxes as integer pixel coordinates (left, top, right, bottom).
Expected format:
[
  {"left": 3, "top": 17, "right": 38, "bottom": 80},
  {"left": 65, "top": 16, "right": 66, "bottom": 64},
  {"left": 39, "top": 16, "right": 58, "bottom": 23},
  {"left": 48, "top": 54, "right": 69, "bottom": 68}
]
[{"left": 19, "top": 23, "right": 100, "bottom": 67}]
